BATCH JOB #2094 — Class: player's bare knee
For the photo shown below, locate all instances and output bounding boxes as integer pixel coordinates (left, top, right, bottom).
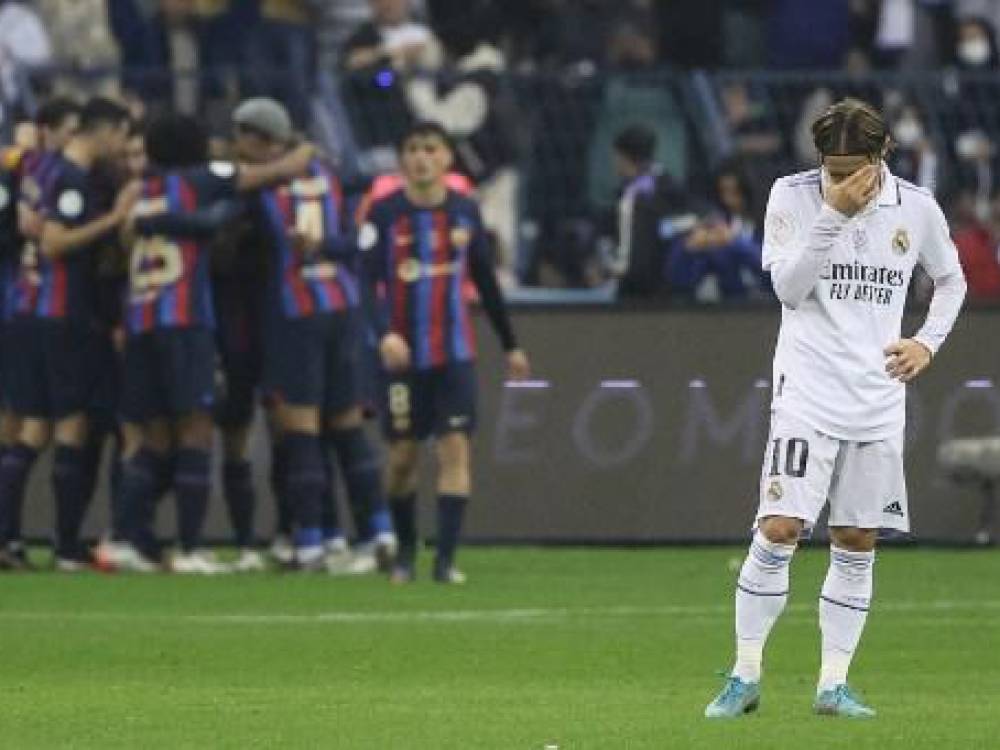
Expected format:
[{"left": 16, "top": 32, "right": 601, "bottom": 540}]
[
  {"left": 222, "top": 425, "right": 251, "bottom": 461},
  {"left": 758, "top": 516, "right": 803, "bottom": 545},
  {"left": 177, "top": 412, "right": 214, "bottom": 451},
  {"left": 830, "top": 526, "right": 877, "bottom": 552},
  {"left": 386, "top": 442, "right": 419, "bottom": 494},
  {"left": 18, "top": 418, "right": 51, "bottom": 450},
  {"left": 275, "top": 403, "right": 320, "bottom": 436},
  {"left": 53, "top": 414, "right": 87, "bottom": 447}
]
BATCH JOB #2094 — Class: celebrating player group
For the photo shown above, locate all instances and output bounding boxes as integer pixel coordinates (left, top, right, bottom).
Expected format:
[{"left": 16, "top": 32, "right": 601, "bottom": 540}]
[{"left": 0, "top": 94, "right": 530, "bottom": 583}]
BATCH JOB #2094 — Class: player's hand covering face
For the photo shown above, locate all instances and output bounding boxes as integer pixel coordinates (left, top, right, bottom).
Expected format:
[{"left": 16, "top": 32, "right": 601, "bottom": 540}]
[
  {"left": 884, "top": 339, "right": 932, "bottom": 383},
  {"left": 822, "top": 158, "right": 880, "bottom": 217}
]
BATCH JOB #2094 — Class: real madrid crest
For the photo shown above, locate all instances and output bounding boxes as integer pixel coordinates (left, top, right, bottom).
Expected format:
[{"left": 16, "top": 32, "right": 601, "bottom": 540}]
[
  {"left": 892, "top": 227, "right": 910, "bottom": 255},
  {"left": 852, "top": 226, "right": 868, "bottom": 253},
  {"left": 766, "top": 480, "right": 783, "bottom": 502},
  {"left": 397, "top": 258, "right": 421, "bottom": 283}
]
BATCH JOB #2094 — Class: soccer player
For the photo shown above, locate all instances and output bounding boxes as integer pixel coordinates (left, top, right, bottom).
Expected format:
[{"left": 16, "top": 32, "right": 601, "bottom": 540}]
[
  {"left": 0, "top": 97, "right": 135, "bottom": 570},
  {"left": 704, "top": 98, "right": 966, "bottom": 718},
  {"left": 231, "top": 97, "right": 396, "bottom": 572},
  {"left": 361, "top": 121, "right": 531, "bottom": 584},
  {"left": 115, "top": 112, "right": 314, "bottom": 573},
  {"left": 0, "top": 98, "right": 81, "bottom": 569}
]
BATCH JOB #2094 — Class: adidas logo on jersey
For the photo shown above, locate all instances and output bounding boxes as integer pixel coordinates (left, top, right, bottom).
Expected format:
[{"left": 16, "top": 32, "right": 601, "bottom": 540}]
[{"left": 883, "top": 500, "right": 904, "bottom": 517}]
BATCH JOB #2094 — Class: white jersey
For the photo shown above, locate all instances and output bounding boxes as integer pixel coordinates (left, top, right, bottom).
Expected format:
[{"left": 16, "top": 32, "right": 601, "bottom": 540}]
[{"left": 762, "top": 165, "right": 966, "bottom": 441}]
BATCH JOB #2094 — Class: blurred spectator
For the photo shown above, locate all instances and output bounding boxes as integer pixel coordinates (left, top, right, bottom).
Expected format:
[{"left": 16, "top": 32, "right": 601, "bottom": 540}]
[
  {"left": 495, "top": 0, "right": 609, "bottom": 72},
  {"left": 666, "top": 161, "right": 767, "bottom": 303},
  {"left": 888, "top": 102, "right": 940, "bottom": 192},
  {"left": 949, "top": 190, "right": 1000, "bottom": 300},
  {"left": 0, "top": 0, "right": 52, "bottom": 125},
  {"left": 110, "top": 0, "right": 233, "bottom": 128},
  {"left": 940, "top": 17, "right": 999, "bottom": 211},
  {"left": 873, "top": 0, "right": 954, "bottom": 69},
  {"left": 34, "top": 1, "right": 119, "bottom": 81},
  {"left": 767, "top": 0, "right": 852, "bottom": 69},
  {"left": 720, "top": 83, "right": 782, "bottom": 161},
  {"left": 606, "top": 15, "right": 658, "bottom": 72},
  {"left": 243, "top": 1, "right": 319, "bottom": 125},
  {"left": 343, "top": 0, "right": 441, "bottom": 74},
  {"left": 406, "top": 9, "right": 520, "bottom": 285},
  {"left": 341, "top": 0, "right": 442, "bottom": 165},
  {"left": 955, "top": 0, "right": 1000, "bottom": 40},
  {"left": 587, "top": 16, "right": 686, "bottom": 211},
  {"left": 721, "top": 0, "right": 768, "bottom": 68},
  {"left": 318, "top": 0, "right": 431, "bottom": 70},
  {"left": 952, "top": 15, "right": 998, "bottom": 69},
  {"left": 607, "top": 124, "right": 695, "bottom": 297}
]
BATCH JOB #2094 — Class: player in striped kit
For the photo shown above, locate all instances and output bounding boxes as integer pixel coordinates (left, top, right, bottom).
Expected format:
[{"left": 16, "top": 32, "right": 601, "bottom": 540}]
[
  {"left": 0, "top": 98, "right": 81, "bottom": 568},
  {"left": 231, "top": 98, "right": 396, "bottom": 572},
  {"left": 0, "top": 97, "right": 135, "bottom": 570},
  {"left": 114, "top": 112, "right": 314, "bottom": 573},
  {"left": 361, "top": 121, "right": 530, "bottom": 583}
]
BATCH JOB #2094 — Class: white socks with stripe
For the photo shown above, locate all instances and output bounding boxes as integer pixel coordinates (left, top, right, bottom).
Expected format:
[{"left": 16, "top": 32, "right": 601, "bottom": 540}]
[
  {"left": 818, "top": 545, "right": 874, "bottom": 692},
  {"left": 732, "top": 531, "right": 797, "bottom": 683}
]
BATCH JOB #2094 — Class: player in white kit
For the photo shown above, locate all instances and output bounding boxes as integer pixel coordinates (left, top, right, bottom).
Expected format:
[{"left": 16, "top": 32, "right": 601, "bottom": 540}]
[{"left": 705, "top": 99, "right": 967, "bottom": 719}]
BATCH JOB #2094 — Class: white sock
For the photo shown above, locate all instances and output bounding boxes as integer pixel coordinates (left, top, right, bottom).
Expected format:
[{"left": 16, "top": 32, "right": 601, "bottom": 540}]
[
  {"left": 732, "top": 531, "right": 796, "bottom": 682},
  {"left": 818, "top": 545, "right": 875, "bottom": 692}
]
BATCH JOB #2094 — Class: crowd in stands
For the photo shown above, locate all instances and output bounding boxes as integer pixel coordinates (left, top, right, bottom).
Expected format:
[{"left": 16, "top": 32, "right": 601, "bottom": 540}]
[{"left": 3, "top": 0, "right": 1000, "bottom": 299}]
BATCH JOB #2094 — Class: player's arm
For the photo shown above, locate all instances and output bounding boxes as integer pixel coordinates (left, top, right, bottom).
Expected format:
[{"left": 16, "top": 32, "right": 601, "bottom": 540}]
[
  {"left": 467, "top": 216, "right": 530, "bottom": 381},
  {"left": 235, "top": 143, "right": 316, "bottom": 192},
  {"left": 885, "top": 200, "right": 967, "bottom": 382},
  {"left": 41, "top": 181, "right": 142, "bottom": 260},
  {"left": 766, "top": 166, "right": 878, "bottom": 309},
  {"left": 357, "top": 208, "right": 409, "bottom": 370},
  {"left": 133, "top": 199, "right": 244, "bottom": 238}
]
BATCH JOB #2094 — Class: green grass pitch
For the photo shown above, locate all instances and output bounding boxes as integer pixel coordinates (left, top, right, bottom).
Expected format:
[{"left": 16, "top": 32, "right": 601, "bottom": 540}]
[{"left": 0, "top": 547, "right": 997, "bottom": 748}]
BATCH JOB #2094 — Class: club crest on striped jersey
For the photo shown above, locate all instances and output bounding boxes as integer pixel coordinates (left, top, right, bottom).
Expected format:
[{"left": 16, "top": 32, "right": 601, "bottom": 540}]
[
  {"left": 450, "top": 226, "right": 472, "bottom": 249},
  {"left": 357, "top": 222, "right": 378, "bottom": 251},
  {"left": 892, "top": 227, "right": 910, "bottom": 255},
  {"left": 397, "top": 258, "right": 421, "bottom": 283},
  {"left": 57, "top": 189, "right": 84, "bottom": 218},
  {"left": 209, "top": 161, "right": 236, "bottom": 179}
]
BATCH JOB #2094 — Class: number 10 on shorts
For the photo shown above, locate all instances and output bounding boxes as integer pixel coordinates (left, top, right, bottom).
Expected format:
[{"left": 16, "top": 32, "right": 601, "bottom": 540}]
[{"left": 768, "top": 437, "right": 810, "bottom": 478}]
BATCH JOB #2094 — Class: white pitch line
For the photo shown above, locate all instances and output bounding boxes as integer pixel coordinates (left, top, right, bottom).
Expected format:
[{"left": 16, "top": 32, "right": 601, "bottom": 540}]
[{"left": 0, "top": 600, "right": 998, "bottom": 625}]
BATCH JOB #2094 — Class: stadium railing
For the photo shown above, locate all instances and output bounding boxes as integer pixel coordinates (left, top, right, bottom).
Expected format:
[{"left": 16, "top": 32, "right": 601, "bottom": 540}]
[{"left": 8, "top": 65, "right": 1000, "bottom": 302}]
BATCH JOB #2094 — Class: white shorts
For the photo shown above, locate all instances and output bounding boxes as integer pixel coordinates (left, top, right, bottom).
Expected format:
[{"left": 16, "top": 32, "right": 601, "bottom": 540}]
[{"left": 755, "top": 411, "right": 910, "bottom": 534}]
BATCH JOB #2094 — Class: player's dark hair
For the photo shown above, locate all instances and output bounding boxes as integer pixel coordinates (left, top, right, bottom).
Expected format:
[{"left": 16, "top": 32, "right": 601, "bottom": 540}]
[
  {"left": 145, "top": 113, "right": 208, "bottom": 169},
  {"left": 398, "top": 121, "right": 453, "bottom": 153},
  {"left": 613, "top": 125, "right": 657, "bottom": 165},
  {"left": 78, "top": 97, "right": 131, "bottom": 133},
  {"left": 128, "top": 118, "right": 145, "bottom": 139},
  {"left": 811, "top": 98, "right": 888, "bottom": 158},
  {"left": 35, "top": 97, "right": 80, "bottom": 130}
]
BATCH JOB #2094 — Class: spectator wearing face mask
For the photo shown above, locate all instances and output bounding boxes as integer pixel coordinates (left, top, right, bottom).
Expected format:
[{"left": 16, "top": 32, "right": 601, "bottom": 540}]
[
  {"left": 941, "top": 17, "right": 999, "bottom": 214},
  {"left": 889, "top": 103, "right": 939, "bottom": 193}
]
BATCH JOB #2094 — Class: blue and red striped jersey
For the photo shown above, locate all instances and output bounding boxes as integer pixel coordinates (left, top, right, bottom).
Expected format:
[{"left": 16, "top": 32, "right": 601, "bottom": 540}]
[
  {"left": 125, "top": 162, "right": 238, "bottom": 335},
  {"left": 12, "top": 151, "right": 96, "bottom": 320},
  {"left": 258, "top": 159, "right": 360, "bottom": 320},
  {"left": 364, "top": 189, "right": 489, "bottom": 370}
]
